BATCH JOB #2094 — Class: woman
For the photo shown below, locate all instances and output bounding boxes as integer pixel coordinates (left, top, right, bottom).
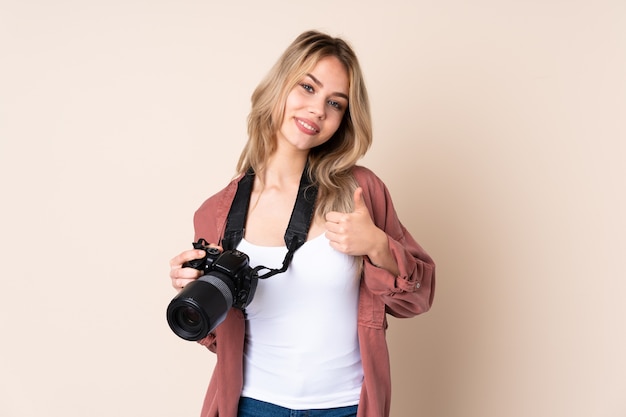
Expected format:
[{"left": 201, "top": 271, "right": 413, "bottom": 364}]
[{"left": 169, "top": 30, "right": 435, "bottom": 417}]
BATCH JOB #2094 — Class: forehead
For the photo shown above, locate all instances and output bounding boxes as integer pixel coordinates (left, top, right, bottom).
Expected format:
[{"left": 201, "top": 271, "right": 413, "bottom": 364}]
[{"left": 306, "top": 56, "right": 349, "bottom": 94}]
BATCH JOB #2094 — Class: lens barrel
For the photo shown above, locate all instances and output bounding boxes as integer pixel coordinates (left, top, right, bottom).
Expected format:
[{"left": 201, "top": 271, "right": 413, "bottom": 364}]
[{"left": 166, "top": 272, "right": 235, "bottom": 341}]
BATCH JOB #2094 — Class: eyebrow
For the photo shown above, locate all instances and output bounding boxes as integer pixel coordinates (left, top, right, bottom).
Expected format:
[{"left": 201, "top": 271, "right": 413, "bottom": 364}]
[{"left": 306, "top": 73, "right": 349, "bottom": 101}]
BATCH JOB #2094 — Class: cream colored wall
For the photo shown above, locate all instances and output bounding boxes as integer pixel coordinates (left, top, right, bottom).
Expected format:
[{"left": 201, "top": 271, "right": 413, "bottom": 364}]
[{"left": 1, "top": 1, "right": 624, "bottom": 416}]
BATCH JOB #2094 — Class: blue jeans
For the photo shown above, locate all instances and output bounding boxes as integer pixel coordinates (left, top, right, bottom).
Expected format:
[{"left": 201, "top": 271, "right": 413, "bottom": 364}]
[{"left": 238, "top": 397, "right": 358, "bottom": 417}]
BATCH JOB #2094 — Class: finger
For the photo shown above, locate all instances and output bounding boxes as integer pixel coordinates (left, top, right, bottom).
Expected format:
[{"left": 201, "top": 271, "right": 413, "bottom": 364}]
[
  {"left": 325, "top": 211, "right": 344, "bottom": 223},
  {"left": 325, "top": 229, "right": 349, "bottom": 246},
  {"left": 169, "top": 249, "right": 206, "bottom": 268},
  {"left": 324, "top": 230, "right": 338, "bottom": 242},
  {"left": 172, "top": 277, "right": 196, "bottom": 291},
  {"left": 352, "top": 187, "right": 366, "bottom": 212},
  {"left": 172, "top": 266, "right": 203, "bottom": 279},
  {"left": 324, "top": 219, "right": 342, "bottom": 233},
  {"left": 327, "top": 237, "right": 349, "bottom": 254}
]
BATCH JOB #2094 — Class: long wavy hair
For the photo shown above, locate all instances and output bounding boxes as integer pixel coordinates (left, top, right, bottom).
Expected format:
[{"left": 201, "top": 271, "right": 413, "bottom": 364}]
[{"left": 236, "top": 30, "right": 373, "bottom": 216}]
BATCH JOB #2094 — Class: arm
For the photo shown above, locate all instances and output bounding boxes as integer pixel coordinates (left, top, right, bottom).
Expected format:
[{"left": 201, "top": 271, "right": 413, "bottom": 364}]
[
  {"left": 169, "top": 178, "right": 240, "bottom": 352},
  {"left": 355, "top": 167, "right": 435, "bottom": 318}
]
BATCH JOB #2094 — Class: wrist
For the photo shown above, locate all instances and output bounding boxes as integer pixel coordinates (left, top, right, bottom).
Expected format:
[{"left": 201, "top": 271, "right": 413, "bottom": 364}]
[
  {"left": 366, "top": 230, "right": 390, "bottom": 268},
  {"left": 365, "top": 230, "right": 400, "bottom": 275}
]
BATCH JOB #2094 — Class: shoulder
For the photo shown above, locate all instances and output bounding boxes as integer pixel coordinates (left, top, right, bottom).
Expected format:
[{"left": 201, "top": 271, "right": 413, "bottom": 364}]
[
  {"left": 195, "top": 174, "right": 242, "bottom": 215},
  {"left": 351, "top": 165, "right": 389, "bottom": 194},
  {"left": 193, "top": 173, "right": 244, "bottom": 241}
]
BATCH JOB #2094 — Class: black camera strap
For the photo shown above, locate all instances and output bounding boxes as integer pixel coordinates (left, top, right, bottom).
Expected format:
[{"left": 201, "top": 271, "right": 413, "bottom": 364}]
[{"left": 221, "top": 164, "right": 318, "bottom": 279}]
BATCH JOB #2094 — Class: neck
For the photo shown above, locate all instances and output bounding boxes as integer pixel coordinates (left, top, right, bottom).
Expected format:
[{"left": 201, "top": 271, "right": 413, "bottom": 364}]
[{"left": 260, "top": 150, "right": 308, "bottom": 189}]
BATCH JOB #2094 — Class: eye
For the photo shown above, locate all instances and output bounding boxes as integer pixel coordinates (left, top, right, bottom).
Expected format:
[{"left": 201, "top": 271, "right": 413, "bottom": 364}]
[
  {"left": 327, "top": 99, "right": 343, "bottom": 110},
  {"left": 300, "top": 83, "right": 314, "bottom": 93}
]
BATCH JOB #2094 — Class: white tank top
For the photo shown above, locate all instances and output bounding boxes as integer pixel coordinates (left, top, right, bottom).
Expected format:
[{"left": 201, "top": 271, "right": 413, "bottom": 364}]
[{"left": 237, "top": 233, "right": 363, "bottom": 409}]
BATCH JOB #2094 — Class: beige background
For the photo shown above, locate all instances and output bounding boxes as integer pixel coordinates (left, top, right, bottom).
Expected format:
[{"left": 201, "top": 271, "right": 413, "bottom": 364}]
[{"left": 1, "top": 1, "right": 625, "bottom": 416}]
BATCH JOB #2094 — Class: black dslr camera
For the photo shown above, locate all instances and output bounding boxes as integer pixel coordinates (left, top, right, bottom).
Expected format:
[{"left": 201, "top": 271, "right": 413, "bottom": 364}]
[{"left": 166, "top": 239, "right": 259, "bottom": 341}]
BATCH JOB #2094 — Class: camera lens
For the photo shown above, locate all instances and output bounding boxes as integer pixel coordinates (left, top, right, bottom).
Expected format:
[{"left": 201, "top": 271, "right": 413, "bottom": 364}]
[
  {"left": 178, "top": 307, "right": 201, "bottom": 328},
  {"left": 166, "top": 272, "right": 235, "bottom": 341}
]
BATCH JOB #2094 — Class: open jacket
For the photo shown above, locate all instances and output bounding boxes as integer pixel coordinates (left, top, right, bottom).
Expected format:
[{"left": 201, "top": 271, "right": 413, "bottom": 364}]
[{"left": 191, "top": 165, "right": 435, "bottom": 417}]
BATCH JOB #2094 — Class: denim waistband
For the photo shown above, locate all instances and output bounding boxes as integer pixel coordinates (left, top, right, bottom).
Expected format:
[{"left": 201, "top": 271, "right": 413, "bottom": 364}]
[{"left": 237, "top": 397, "right": 358, "bottom": 417}]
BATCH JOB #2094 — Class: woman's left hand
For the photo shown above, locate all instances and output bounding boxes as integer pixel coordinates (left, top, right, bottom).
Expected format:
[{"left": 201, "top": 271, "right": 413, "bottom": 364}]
[
  {"left": 325, "top": 187, "right": 399, "bottom": 275},
  {"left": 325, "top": 187, "right": 386, "bottom": 256}
]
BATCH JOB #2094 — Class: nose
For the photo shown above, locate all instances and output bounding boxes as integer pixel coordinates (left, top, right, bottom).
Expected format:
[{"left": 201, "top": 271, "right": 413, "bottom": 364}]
[{"left": 308, "top": 97, "right": 326, "bottom": 120}]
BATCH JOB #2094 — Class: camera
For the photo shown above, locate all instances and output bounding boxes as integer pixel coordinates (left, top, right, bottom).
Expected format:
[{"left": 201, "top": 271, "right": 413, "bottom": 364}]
[{"left": 166, "top": 239, "right": 259, "bottom": 341}]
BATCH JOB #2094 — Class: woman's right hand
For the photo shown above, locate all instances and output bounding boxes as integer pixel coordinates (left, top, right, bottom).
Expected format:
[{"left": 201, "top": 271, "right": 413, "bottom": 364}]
[{"left": 169, "top": 248, "right": 206, "bottom": 292}]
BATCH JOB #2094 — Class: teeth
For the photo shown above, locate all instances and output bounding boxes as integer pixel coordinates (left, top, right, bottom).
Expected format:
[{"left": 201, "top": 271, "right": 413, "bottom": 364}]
[{"left": 298, "top": 120, "right": 317, "bottom": 132}]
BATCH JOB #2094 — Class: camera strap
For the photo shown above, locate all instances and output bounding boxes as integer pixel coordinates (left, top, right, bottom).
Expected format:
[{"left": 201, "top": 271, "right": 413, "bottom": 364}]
[{"left": 221, "top": 164, "right": 318, "bottom": 279}]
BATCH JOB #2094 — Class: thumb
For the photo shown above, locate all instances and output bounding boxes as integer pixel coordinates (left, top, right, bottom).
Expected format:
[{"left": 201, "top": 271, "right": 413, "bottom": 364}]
[{"left": 352, "top": 187, "right": 367, "bottom": 212}]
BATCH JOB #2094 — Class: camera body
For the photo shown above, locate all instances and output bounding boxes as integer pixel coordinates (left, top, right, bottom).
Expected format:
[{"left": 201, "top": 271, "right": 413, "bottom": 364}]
[
  {"left": 184, "top": 239, "right": 258, "bottom": 310},
  {"left": 166, "top": 239, "right": 258, "bottom": 341}
]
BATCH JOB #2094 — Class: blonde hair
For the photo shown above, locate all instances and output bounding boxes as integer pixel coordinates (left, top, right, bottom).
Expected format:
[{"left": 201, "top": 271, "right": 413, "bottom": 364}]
[{"left": 236, "top": 30, "right": 373, "bottom": 216}]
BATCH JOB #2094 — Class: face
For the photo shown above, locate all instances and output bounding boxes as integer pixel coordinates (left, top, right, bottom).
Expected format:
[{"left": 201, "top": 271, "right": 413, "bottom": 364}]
[{"left": 276, "top": 55, "right": 349, "bottom": 153}]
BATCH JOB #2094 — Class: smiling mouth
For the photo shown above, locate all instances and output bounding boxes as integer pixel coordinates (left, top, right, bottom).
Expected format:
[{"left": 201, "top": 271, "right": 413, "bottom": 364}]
[{"left": 297, "top": 119, "right": 320, "bottom": 133}]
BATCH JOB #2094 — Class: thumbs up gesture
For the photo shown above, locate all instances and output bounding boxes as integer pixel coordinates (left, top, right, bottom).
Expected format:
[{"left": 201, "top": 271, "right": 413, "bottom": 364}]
[{"left": 325, "top": 187, "right": 387, "bottom": 258}]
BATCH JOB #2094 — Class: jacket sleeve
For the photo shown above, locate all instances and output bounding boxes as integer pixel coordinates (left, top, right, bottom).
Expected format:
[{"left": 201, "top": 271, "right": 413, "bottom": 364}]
[
  {"left": 355, "top": 167, "right": 436, "bottom": 318},
  {"left": 191, "top": 178, "right": 241, "bottom": 353}
]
